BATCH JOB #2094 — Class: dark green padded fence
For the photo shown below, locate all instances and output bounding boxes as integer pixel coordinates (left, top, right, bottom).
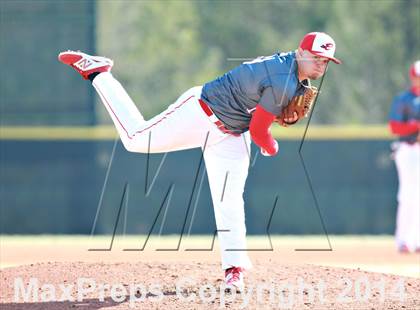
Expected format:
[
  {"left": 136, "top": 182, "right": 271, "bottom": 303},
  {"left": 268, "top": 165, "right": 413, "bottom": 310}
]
[
  {"left": 0, "top": 139, "right": 398, "bottom": 235},
  {"left": 0, "top": 0, "right": 96, "bottom": 125}
]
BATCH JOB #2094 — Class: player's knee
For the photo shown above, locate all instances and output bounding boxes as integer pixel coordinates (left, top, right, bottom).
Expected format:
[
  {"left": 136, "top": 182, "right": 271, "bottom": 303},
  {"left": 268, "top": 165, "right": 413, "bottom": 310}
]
[{"left": 121, "top": 138, "right": 147, "bottom": 153}]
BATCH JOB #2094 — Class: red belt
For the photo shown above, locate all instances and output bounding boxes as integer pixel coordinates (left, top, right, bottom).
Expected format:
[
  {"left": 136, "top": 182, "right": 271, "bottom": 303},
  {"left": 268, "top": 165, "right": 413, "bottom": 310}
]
[{"left": 198, "top": 99, "right": 240, "bottom": 136}]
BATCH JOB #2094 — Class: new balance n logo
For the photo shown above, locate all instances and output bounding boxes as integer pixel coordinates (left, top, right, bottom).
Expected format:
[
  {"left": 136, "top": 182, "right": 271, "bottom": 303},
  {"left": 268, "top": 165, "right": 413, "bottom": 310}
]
[{"left": 75, "top": 58, "right": 93, "bottom": 69}]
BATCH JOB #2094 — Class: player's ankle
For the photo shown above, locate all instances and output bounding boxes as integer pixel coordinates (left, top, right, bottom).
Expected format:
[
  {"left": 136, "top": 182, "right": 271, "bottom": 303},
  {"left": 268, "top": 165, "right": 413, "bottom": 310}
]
[{"left": 88, "top": 72, "right": 101, "bottom": 82}]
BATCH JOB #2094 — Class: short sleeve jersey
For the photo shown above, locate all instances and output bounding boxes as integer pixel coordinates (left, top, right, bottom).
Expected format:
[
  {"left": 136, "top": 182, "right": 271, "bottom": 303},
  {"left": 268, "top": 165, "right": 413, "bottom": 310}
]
[
  {"left": 389, "top": 90, "right": 420, "bottom": 143},
  {"left": 201, "top": 51, "right": 308, "bottom": 134}
]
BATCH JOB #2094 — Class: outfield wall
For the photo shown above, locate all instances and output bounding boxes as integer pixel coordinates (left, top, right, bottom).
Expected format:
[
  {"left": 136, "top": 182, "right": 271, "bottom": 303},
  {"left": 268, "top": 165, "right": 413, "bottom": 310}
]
[
  {"left": 0, "top": 1, "right": 96, "bottom": 125},
  {"left": 0, "top": 125, "right": 399, "bottom": 235}
]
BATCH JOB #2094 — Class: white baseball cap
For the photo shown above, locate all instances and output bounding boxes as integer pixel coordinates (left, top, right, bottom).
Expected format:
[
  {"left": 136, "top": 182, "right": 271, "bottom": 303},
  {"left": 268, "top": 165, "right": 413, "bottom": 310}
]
[
  {"left": 299, "top": 32, "right": 341, "bottom": 64},
  {"left": 409, "top": 60, "right": 420, "bottom": 77}
]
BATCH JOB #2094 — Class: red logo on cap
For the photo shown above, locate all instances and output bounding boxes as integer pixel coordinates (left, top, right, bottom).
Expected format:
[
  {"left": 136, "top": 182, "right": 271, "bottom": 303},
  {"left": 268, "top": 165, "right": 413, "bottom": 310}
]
[{"left": 320, "top": 43, "right": 334, "bottom": 50}]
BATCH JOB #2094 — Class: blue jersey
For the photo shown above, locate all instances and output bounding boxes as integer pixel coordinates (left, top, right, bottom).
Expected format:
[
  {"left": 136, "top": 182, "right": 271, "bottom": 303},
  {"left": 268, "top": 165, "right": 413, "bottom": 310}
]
[
  {"left": 201, "top": 51, "right": 308, "bottom": 134},
  {"left": 389, "top": 90, "right": 420, "bottom": 143}
]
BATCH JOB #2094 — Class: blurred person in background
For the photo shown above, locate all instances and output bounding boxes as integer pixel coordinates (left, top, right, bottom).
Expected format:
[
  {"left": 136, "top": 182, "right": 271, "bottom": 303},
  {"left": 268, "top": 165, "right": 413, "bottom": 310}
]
[{"left": 388, "top": 60, "right": 420, "bottom": 253}]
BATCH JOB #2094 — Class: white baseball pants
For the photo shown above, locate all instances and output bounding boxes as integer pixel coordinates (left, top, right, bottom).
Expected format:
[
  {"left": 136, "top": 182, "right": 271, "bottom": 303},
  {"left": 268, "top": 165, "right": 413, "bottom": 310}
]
[
  {"left": 394, "top": 141, "right": 420, "bottom": 252},
  {"left": 93, "top": 72, "right": 252, "bottom": 269}
]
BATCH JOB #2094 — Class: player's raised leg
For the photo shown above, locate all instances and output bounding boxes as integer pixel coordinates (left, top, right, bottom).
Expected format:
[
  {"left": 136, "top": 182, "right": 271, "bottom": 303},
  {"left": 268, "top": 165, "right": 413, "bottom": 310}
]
[
  {"left": 58, "top": 50, "right": 224, "bottom": 153},
  {"left": 58, "top": 50, "right": 146, "bottom": 147}
]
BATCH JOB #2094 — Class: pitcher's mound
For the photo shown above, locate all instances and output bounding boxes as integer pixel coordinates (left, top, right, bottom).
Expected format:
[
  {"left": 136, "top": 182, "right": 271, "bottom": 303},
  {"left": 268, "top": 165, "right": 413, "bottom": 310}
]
[{"left": 1, "top": 262, "right": 419, "bottom": 309}]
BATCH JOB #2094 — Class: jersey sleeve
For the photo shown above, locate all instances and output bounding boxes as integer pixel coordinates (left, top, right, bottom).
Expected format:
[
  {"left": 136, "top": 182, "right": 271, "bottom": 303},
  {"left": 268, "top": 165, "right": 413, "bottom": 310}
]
[
  {"left": 388, "top": 92, "right": 420, "bottom": 137},
  {"left": 389, "top": 120, "right": 419, "bottom": 136},
  {"left": 249, "top": 104, "right": 278, "bottom": 156},
  {"left": 259, "top": 85, "right": 292, "bottom": 116},
  {"left": 389, "top": 94, "right": 406, "bottom": 122}
]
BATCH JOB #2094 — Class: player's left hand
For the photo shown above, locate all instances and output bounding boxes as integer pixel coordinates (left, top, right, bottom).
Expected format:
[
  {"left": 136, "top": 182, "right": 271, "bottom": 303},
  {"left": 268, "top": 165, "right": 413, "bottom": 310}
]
[{"left": 276, "top": 84, "right": 318, "bottom": 127}]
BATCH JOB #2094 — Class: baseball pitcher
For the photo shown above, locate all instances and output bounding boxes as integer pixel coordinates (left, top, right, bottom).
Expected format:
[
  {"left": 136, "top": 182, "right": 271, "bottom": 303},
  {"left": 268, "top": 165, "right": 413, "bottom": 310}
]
[
  {"left": 389, "top": 60, "right": 420, "bottom": 253},
  {"left": 58, "top": 32, "right": 341, "bottom": 291}
]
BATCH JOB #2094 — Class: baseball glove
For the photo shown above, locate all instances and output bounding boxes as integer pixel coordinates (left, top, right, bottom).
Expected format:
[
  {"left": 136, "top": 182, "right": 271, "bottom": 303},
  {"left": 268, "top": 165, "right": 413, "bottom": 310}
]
[{"left": 276, "top": 83, "right": 318, "bottom": 127}]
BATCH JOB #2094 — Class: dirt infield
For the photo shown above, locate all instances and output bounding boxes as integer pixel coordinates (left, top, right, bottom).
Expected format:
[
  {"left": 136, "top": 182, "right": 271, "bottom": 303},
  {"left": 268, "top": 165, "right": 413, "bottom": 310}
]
[
  {"left": 1, "top": 262, "right": 419, "bottom": 309},
  {"left": 1, "top": 236, "right": 419, "bottom": 309}
]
